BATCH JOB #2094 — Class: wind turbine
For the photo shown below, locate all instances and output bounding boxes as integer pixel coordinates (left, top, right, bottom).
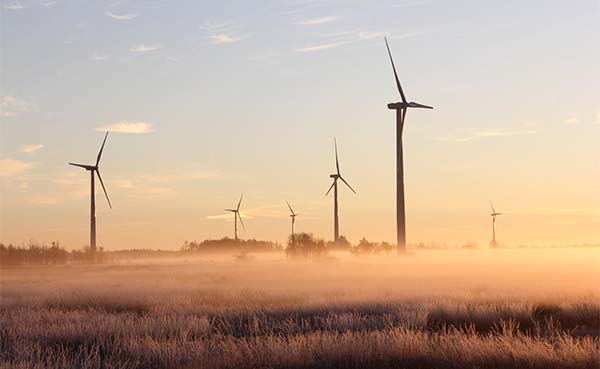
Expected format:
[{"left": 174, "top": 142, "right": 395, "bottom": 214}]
[
  {"left": 225, "top": 194, "right": 245, "bottom": 241},
  {"left": 286, "top": 201, "right": 301, "bottom": 238},
  {"left": 325, "top": 139, "right": 356, "bottom": 243},
  {"left": 489, "top": 201, "right": 502, "bottom": 247},
  {"left": 68, "top": 131, "right": 112, "bottom": 256},
  {"left": 384, "top": 37, "right": 433, "bottom": 254}
]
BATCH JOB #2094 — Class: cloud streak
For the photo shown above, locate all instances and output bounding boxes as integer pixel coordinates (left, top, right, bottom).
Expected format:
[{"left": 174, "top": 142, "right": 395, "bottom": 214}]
[
  {"left": 105, "top": 11, "right": 138, "bottom": 21},
  {"left": 297, "top": 16, "right": 340, "bottom": 26},
  {"left": 95, "top": 122, "right": 155, "bottom": 134},
  {"left": 207, "top": 34, "right": 243, "bottom": 45},
  {"left": 1, "top": 96, "right": 34, "bottom": 117},
  {"left": 20, "top": 144, "right": 44, "bottom": 154},
  {"left": 438, "top": 129, "right": 537, "bottom": 142},
  {"left": 200, "top": 20, "right": 247, "bottom": 46},
  {"left": 295, "top": 41, "right": 345, "bottom": 53},
  {"left": 129, "top": 44, "right": 163, "bottom": 53},
  {"left": 0, "top": 159, "right": 37, "bottom": 177}
]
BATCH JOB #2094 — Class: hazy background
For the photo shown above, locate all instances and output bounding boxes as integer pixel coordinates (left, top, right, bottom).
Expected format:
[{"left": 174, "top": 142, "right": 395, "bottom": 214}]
[{"left": 1, "top": 0, "right": 599, "bottom": 249}]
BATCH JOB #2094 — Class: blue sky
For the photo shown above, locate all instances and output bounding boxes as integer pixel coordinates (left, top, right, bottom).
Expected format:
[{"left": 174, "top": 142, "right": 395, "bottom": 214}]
[{"left": 1, "top": 0, "right": 599, "bottom": 249}]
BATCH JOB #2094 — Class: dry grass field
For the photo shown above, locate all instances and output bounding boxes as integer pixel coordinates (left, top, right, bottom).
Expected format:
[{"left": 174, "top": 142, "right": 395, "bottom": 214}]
[{"left": 1, "top": 248, "right": 599, "bottom": 369}]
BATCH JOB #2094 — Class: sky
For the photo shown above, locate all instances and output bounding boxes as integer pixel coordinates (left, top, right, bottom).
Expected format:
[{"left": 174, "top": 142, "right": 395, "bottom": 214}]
[{"left": 1, "top": 0, "right": 599, "bottom": 250}]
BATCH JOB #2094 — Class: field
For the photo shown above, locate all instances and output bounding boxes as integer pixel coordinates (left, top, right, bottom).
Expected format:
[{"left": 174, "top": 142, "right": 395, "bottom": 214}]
[{"left": 1, "top": 248, "right": 599, "bottom": 369}]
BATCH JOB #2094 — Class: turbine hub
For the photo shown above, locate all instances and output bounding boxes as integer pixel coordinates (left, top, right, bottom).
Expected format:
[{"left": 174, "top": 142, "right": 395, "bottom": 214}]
[{"left": 388, "top": 102, "right": 408, "bottom": 110}]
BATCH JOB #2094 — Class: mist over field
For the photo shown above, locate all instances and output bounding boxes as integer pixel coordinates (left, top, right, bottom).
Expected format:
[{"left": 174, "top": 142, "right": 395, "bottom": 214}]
[{"left": 1, "top": 248, "right": 599, "bottom": 369}]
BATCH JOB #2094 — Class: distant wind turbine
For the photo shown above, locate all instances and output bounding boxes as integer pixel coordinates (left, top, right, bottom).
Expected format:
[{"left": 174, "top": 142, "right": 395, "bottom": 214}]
[
  {"left": 225, "top": 194, "right": 245, "bottom": 241},
  {"left": 489, "top": 201, "right": 502, "bottom": 247},
  {"left": 326, "top": 138, "right": 356, "bottom": 243},
  {"left": 384, "top": 37, "right": 433, "bottom": 254},
  {"left": 286, "top": 201, "right": 301, "bottom": 238},
  {"left": 68, "top": 131, "right": 112, "bottom": 255}
]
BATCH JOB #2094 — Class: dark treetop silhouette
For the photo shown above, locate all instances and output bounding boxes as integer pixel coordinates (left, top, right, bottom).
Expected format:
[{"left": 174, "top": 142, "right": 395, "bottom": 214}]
[
  {"left": 385, "top": 37, "right": 433, "bottom": 254},
  {"left": 68, "top": 131, "right": 112, "bottom": 255},
  {"left": 326, "top": 138, "right": 356, "bottom": 243},
  {"left": 225, "top": 194, "right": 245, "bottom": 241}
]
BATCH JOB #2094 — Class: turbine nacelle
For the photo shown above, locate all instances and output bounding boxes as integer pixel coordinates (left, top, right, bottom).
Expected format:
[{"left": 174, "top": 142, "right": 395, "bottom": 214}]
[{"left": 387, "top": 102, "right": 434, "bottom": 110}]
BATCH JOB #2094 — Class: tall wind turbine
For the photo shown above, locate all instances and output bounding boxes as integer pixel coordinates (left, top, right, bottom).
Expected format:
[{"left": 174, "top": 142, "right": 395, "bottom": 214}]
[
  {"left": 489, "top": 201, "right": 502, "bottom": 247},
  {"left": 384, "top": 37, "right": 433, "bottom": 254},
  {"left": 325, "top": 139, "right": 356, "bottom": 243},
  {"left": 225, "top": 194, "right": 245, "bottom": 241},
  {"left": 286, "top": 201, "right": 301, "bottom": 238},
  {"left": 68, "top": 131, "right": 112, "bottom": 255}
]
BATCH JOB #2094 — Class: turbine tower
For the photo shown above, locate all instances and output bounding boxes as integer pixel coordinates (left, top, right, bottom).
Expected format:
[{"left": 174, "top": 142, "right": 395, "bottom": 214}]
[
  {"left": 385, "top": 37, "right": 433, "bottom": 254},
  {"left": 286, "top": 201, "right": 301, "bottom": 238},
  {"left": 489, "top": 201, "right": 502, "bottom": 247},
  {"left": 325, "top": 139, "right": 356, "bottom": 243},
  {"left": 225, "top": 194, "right": 245, "bottom": 241},
  {"left": 68, "top": 131, "right": 112, "bottom": 256}
]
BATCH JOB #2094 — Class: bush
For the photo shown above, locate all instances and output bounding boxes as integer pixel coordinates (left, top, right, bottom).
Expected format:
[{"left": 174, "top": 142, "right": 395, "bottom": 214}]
[{"left": 286, "top": 233, "right": 328, "bottom": 259}]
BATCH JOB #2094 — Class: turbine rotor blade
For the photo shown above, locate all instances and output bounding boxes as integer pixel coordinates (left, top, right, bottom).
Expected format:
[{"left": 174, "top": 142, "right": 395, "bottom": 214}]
[
  {"left": 325, "top": 180, "right": 336, "bottom": 196},
  {"left": 237, "top": 193, "right": 243, "bottom": 211},
  {"left": 69, "top": 162, "right": 93, "bottom": 170},
  {"left": 286, "top": 201, "right": 295, "bottom": 215},
  {"left": 225, "top": 209, "right": 237, "bottom": 212},
  {"left": 408, "top": 102, "right": 434, "bottom": 109},
  {"left": 96, "top": 169, "right": 112, "bottom": 209},
  {"left": 96, "top": 131, "right": 109, "bottom": 167},
  {"left": 402, "top": 108, "right": 407, "bottom": 125},
  {"left": 334, "top": 138, "right": 340, "bottom": 175},
  {"left": 238, "top": 213, "right": 245, "bottom": 229},
  {"left": 490, "top": 201, "right": 496, "bottom": 214},
  {"left": 340, "top": 176, "right": 356, "bottom": 194},
  {"left": 384, "top": 37, "right": 407, "bottom": 103}
]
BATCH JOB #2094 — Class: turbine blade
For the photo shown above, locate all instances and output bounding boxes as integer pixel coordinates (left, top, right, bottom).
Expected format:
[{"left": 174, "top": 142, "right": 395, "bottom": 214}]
[
  {"left": 286, "top": 201, "right": 295, "bottom": 215},
  {"left": 237, "top": 193, "right": 243, "bottom": 211},
  {"left": 96, "top": 131, "right": 109, "bottom": 167},
  {"left": 238, "top": 213, "right": 245, "bottom": 229},
  {"left": 340, "top": 176, "right": 356, "bottom": 194},
  {"left": 408, "top": 102, "right": 434, "bottom": 109},
  {"left": 490, "top": 201, "right": 496, "bottom": 214},
  {"left": 225, "top": 209, "right": 237, "bottom": 212},
  {"left": 69, "top": 162, "right": 91, "bottom": 169},
  {"left": 96, "top": 170, "right": 112, "bottom": 209},
  {"left": 402, "top": 108, "right": 407, "bottom": 125},
  {"left": 384, "top": 37, "right": 407, "bottom": 103},
  {"left": 334, "top": 138, "right": 340, "bottom": 175},
  {"left": 325, "top": 180, "right": 335, "bottom": 196}
]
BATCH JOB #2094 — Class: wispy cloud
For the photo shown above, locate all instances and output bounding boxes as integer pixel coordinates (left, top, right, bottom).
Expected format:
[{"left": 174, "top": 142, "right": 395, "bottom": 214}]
[
  {"left": 95, "top": 122, "right": 155, "bottom": 134},
  {"left": 90, "top": 51, "right": 110, "bottom": 62},
  {"left": 297, "top": 16, "right": 340, "bottom": 26},
  {"left": 105, "top": 11, "right": 138, "bottom": 21},
  {"left": 207, "top": 204, "right": 288, "bottom": 221},
  {"left": 115, "top": 179, "right": 176, "bottom": 196},
  {"left": 207, "top": 34, "right": 243, "bottom": 45},
  {"left": 295, "top": 41, "right": 345, "bottom": 53},
  {"left": 129, "top": 44, "right": 163, "bottom": 53},
  {"left": 200, "top": 20, "right": 247, "bottom": 46},
  {"left": 0, "top": 159, "right": 37, "bottom": 177},
  {"left": 438, "top": 129, "right": 537, "bottom": 142},
  {"left": 28, "top": 196, "right": 60, "bottom": 205},
  {"left": 522, "top": 208, "right": 600, "bottom": 216},
  {"left": 4, "top": 2, "right": 26, "bottom": 10},
  {"left": 20, "top": 144, "right": 44, "bottom": 154},
  {"left": 1, "top": 96, "right": 34, "bottom": 117},
  {"left": 41, "top": 1, "right": 57, "bottom": 7},
  {"left": 565, "top": 116, "right": 578, "bottom": 125},
  {"left": 139, "top": 169, "right": 222, "bottom": 184}
]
